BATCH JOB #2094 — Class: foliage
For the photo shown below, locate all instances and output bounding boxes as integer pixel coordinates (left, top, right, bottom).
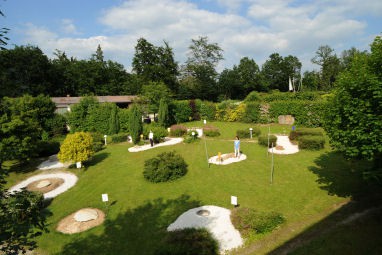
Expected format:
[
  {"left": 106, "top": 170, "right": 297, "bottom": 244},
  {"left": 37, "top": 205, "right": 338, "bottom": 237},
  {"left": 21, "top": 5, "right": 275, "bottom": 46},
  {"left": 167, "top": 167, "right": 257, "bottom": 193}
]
[
  {"left": 110, "top": 133, "right": 128, "bottom": 144},
  {"left": 143, "top": 123, "right": 168, "bottom": 143},
  {"left": 118, "top": 108, "right": 130, "bottom": 133},
  {"left": 215, "top": 100, "right": 245, "bottom": 122},
  {"left": 289, "top": 128, "right": 324, "bottom": 141},
  {"left": 169, "top": 125, "right": 188, "bottom": 137},
  {"left": 199, "top": 101, "right": 216, "bottom": 120},
  {"left": 244, "top": 91, "right": 261, "bottom": 102},
  {"left": 171, "top": 100, "right": 192, "bottom": 124},
  {"left": 231, "top": 207, "right": 285, "bottom": 237},
  {"left": 298, "top": 136, "right": 325, "bottom": 150},
  {"left": 236, "top": 127, "right": 261, "bottom": 138},
  {"left": 242, "top": 102, "right": 261, "bottom": 123},
  {"left": 36, "top": 140, "right": 61, "bottom": 157},
  {"left": 90, "top": 132, "right": 105, "bottom": 152},
  {"left": 66, "top": 96, "right": 99, "bottom": 132},
  {"left": 258, "top": 134, "right": 277, "bottom": 147},
  {"left": 158, "top": 98, "right": 170, "bottom": 128},
  {"left": 183, "top": 130, "right": 199, "bottom": 143},
  {"left": 58, "top": 132, "right": 94, "bottom": 163},
  {"left": 108, "top": 103, "right": 120, "bottom": 135},
  {"left": 189, "top": 99, "right": 200, "bottom": 121},
  {"left": 128, "top": 104, "right": 143, "bottom": 144},
  {"left": 203, "top": 125, "right": 220, "bottom": 137},
  {"left": 0, "top": 189, "right": 48, "bottom": 255},
  {"left": 155, "top": 228, "right": 219, "bottom": 255},
  {"left": 143, "top": 151, "right": 188, "bottom": 183},
  {"left": 324, "top": 35, "right": 382, "bottom": 166},
  {"left": 44, "top": 113, "right": 67, "bottom": 137},
  {"left": 140, "top": 82, "right": 171, "bottom": 114}
]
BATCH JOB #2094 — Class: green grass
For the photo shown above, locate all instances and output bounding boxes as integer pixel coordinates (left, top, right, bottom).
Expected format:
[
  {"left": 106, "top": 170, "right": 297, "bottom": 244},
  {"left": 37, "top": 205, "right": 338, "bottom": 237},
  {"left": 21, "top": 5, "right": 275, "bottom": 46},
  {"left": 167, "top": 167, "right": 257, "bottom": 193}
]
[{"left": 4, "top": 122, "right": 373, "bottom": 255}]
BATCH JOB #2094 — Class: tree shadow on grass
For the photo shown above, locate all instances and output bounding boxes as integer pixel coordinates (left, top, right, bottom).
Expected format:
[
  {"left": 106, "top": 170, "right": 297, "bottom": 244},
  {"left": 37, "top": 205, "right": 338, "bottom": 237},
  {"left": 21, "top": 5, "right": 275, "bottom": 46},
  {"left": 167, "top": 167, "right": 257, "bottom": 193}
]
[
  {"left": 84, "top": 152, "right": 110, "bottom": 168},
  {"left": 55, "top": 194, "right": 201, "bottom": 255}
]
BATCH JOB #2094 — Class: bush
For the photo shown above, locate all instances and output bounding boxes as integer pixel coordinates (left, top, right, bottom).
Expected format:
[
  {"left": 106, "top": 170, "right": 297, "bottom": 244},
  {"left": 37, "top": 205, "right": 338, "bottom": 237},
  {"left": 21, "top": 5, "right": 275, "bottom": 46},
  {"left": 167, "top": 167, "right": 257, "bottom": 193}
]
[
  {"left": 110, "top": 133, "right": 128, "bottom": 143},
  {"left": 172, "top": 100, "right": 192, "bottom": 123},
  {"left": 58, "top": 132, "right": 94, "bottom": 163},
  {"left": 236, "top": 127, "right": 261, "bottom": 139},
  {"left": 44, "top": 113, "right": 67, "bottom": 137},
  {"left": 184, "top": 130, "right": 199, "bottom": 143},
  {"left": 143, "top": 151, "right": 188, "bottom": 183},
  {"left": 36, "top": 140, "right": 60, "bottom": 157},
  {"left": 242, "top": 102, "right": 261, "bottom": 123},
  {"left": 231, "top": 207, "right": 285, "bottom": 237},
  {"left": 199, "top": 101, "right": 216, "bottom": 120},
  {"left": 90, "top": 132, "right": 104, "bottom": 152},
  {"left": 118, "top": 109, "right": 130, "bottom": 133},
  {"left": 143, "top": 124, "right": 168, "bottom": 143},
  {"left": 289, "top": 128, "right": 324, "bottom": 141},
  {"left": 203, "top": 125, "right": 220, "bottom": 137},
  {"left": 169, "top": 125, "right": 187, "bottom": 137},
  {"left": 298, "top": 136, "right": 325, "bottom": 150},
  {"left": 155, "top": 228, "right": 219, "bottom": 255},
  {"left": 244, "top": 91, "right": 261, "bottom": 102},
  {"left": 258, "top": 134, "right": 277, "bottom": 147},
  {"left": 129, "top": 104, "right": 143, "bottom": 144}
]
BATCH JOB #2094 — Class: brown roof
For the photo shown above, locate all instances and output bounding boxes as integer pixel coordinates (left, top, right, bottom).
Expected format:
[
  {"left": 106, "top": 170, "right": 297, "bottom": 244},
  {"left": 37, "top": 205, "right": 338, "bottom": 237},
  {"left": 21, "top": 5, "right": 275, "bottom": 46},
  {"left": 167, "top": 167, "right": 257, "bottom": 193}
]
[{"left": 52, "top": 96, "right": 138, "bottom": 106}]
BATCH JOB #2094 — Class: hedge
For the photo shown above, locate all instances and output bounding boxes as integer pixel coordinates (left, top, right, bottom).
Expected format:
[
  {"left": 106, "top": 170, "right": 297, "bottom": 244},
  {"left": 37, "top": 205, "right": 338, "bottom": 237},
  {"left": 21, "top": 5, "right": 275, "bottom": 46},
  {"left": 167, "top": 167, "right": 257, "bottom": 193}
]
[
  {"left": 262, "top": 91, "right": 321, "bottom": 102},
  {"left": 236, "top": 127, "right": 261, "bottom": 138},
  {"left": 169, "top": 125, "right": 188, "bottom": 137},
  {"left": 172, "top": 100, "right": 192, "bottom": 124},
  {"left": 199, "top": 101, "right": 216, "bottom": 120},
  {"left": 289, "top": 128, "right": 324, "bottom": 141},
  {"left": 298, "top": 136, "right": 325, "bottom": 150},
  {"left": 110, "top": 133, "right": 128, "bottom": 143},
  {"left": 203, "top": 125, "right": 220, "bottom": 137},
  {"left": 258, "top": 134, "right": 277, "bottom": 147}
]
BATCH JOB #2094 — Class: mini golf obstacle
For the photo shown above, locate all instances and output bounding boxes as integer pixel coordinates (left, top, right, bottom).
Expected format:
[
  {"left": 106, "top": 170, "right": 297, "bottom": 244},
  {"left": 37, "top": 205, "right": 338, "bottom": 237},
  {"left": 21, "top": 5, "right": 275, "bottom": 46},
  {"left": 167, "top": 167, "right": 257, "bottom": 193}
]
[
  {"left": 208, "top": 153, "right": 247, "bottom": 165},
  {"left": 268, "top": 135, "right": 299, "bottom": 155},
  {"left": 56, "top": 208, "right": 105, "bottom": 234},
  {"left": 8, "top": 172, "right": 78, "bottom": 199},
  {"left": 128, "top": 137, "right": 183, "bottom": 152},
  {"left": 167, "top": 205, "right": 243, "bottom": 252}
]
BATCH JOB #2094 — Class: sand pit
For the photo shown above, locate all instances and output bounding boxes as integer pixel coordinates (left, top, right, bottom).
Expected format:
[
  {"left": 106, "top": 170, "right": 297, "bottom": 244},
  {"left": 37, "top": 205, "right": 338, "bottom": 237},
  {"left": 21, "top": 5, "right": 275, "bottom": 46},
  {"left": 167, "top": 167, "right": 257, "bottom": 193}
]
[
  {"left": 38, "top": 154, "right": 71, "bottom": 170},
  {"left": 57, "top": 208, "right": 105, "bottom": 234},
  {"left": 208, "top": 153, "right": 247, "bottom": 165},
  {"left": 8, "top": 172, "right": 78, "bottom": 199},
  {"left": 268, "top": 135, "right": 299, "bottom": 155},
  {"left": 167, "top": 205, "right": 243, "bottom": 252},
  {"left": 128, "top": 137, "right": 183, "bottom": 152}
]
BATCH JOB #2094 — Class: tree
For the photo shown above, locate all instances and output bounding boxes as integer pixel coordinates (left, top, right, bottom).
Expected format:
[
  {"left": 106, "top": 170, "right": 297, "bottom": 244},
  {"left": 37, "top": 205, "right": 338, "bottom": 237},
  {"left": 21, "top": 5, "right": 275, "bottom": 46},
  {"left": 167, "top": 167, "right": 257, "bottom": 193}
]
[
  {"left": 261, "top": 53, "right": 285, "bottom": 91},
  {"left": 0, "top": 9, "right": 9, "bottom": 50},
  {"left": 140, "top": 82, "right": 171, "bottom": 115},
  {"left": 128, "top": 104, "right": 143, "bottom": 144},
  {"left": 324, "top": 35, "right": 382, "bottom": 179},
  {"left": 66, "top": 96, "right": 99, "bottom": 132},
  {"left": 58, "top": 132, "right": 94, "bottom": 163},
  {"left": 235, "top": 57, "right": 265, "bottom": 93},
  {"left": 158, "top": 98, "right": 170, "bottom": 128},
  {"left": 108, "top": 103, "right": 120, "bottom": 135},
  {"left": 217, "top": 68, "right": 241, "bottom": 100}
]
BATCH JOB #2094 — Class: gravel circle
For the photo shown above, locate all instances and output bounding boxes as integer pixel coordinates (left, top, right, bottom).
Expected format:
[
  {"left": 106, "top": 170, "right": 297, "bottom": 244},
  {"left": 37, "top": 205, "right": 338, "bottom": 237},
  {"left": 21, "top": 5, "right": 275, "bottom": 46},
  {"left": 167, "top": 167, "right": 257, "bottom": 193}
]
[{"left": 8, "top": 172, "right": 78, "bottom": 199}]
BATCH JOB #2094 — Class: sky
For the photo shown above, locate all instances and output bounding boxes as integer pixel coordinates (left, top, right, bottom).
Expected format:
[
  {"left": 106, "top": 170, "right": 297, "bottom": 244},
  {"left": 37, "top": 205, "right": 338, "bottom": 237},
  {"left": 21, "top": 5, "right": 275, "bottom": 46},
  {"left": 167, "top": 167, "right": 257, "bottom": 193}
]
[{"left": 1, "top": 0, "right": 381, "bottom": 72}]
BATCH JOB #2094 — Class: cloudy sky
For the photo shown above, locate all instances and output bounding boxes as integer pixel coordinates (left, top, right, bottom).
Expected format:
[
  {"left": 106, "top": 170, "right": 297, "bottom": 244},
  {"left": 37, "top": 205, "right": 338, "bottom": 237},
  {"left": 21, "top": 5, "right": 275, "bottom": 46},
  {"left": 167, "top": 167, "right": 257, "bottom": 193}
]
[{"left": 2, "top": 0, "right": 381, "bottom": 72}]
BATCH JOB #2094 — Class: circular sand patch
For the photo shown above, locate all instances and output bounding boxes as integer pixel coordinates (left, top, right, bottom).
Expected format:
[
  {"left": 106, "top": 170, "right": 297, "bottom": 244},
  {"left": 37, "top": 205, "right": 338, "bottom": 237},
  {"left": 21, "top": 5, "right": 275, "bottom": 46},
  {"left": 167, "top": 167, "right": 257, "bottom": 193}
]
[
  {"left": 8, "top": 172, "right": 78, "bottom": 199},
  {"left": 56, "top": 208, "right": 105, "bottom": 234},
  {"left": 26, "top": 178, "right": 64, "bottom": 194}
]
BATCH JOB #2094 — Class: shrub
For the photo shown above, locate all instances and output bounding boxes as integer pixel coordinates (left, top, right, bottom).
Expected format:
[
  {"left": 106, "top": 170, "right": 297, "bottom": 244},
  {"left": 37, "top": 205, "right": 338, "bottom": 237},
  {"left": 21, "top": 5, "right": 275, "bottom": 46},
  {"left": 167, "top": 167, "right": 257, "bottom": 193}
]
[
  {"left": 258, "top": 134, "right": 277, "bottom": 147},
  {"left": 244, "top": 91, "right": 261, "bottom": 102},
  {"left": 158, "top": 98, "right": 170, "bottom": 127},
  {"left": 44, "top": 113, "right": 67, "bottom": 137},
  {"left": 231, "top": 207, "right": 285, "bottom": 237},
  {"left": 298, "top": 136, "right": 325, "bottom": 150},
  {"left": 155, "top": 228, "right": 219, "bottom": 255},
  {"left": 110, "top": 133, "right": 128, "bottom": 143},
  {"left": 143, "top": 151, "right": 188, "bottom": 183},
  {"left": 118, "top": 108, "right": 130, "bottom": 133},
  {"left": 236, "top": 127, "right": 261, "bottom": 138},
  {"left": 129, "top": 104, "right": 143, "bottom": 144},
  {"left": 36, "top": 140, "right": 60, "bottom": 157},
  {"left": 199, "top": 101, "right": 216, "bottom": 120},
  {"left": 58, "top": 132, "right": 94, "bottom": 163},
  {"left": 169, "top": 125, "right": 187, "bottom": 137},
  {"left": 242, "top": 102, "right": 261, "bottom": 123},
  {"left": 143, "top": 124, "right": 168, "bottom": 143},
  {"left": 172, "top": 100, "right": 192, "bottom": 123},
  {"left": 289, "top": 128, "right": 324, "bottom": 141},
  {"left": 189, "top": 99, "right": 200, "bottom": 121},
  {"left": 203, "top": 125, "right": 220, "bottom": 137},
  {"left": 184, "top": 130, "right": 199, "bottom": 143},
  {"left": 90, "top": 132, "right": 104, "bottom": 152}
]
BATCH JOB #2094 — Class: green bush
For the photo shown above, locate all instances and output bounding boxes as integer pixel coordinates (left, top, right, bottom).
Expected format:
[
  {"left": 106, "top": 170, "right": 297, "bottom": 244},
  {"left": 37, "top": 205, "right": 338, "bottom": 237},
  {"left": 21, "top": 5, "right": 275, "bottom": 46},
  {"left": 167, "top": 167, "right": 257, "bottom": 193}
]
[
  {"left": 129, "top": 104, "right": 143, "bottom": 144},
  {"left": 90, "top": 132, "right": 104, "bottom": 152},
  {"left": 203, "top": 125, "right": 220, "bottom": 137},
  {"left": 298, "top": 136, "right": 325, "bottom": 150},
  {"left": 289, "top": 128, "right": 324, "bottom": 141},
  {"left": 184, "top": 130, "right": 199, "bottom": 143},
  {"left": 118, "top": 108, "right": 130, "bottom": 133},
  {"left": 110, "top": 133, "right": 128, "bottom": 143},
  {"left": 236, "top": 127, "right": 261, "bottom": 138},
  {"left": 143, "top": 124, "right": 168, "bottom": 143},
  {"left": 244, "top": 91, "right": 261, "bottom": 102},
  {"left": 262, "top": 91, "right": 321, "bottom": 102},
  {"left": 258, "top": 134, "right": 277, "bottom": 147},
  {"left": 44, "top": 113, "right": 67, "bottom": 137},
  {"left": 143, "top": 151, "right": 188, "bottom": 183},
  {"left": 242, "top": 102, "right": 261, "bottom": 123},
  {"left": 172, "top": 100, "right": 192, "bottom": 123},
  {"left": 231, "top": 207, "right": 285, "bottom": 237},
  {"left": 169, "top": 125, "right": 187, "bottom": 137},
  {"left": 36, "top": 140, "right": 61, "bottom": 157},
  {"left": 155, "top": 228, "right": 219, "bottom": 255},
  {"left": 199, "top": 101, "right": 216, "bottom": 120}
]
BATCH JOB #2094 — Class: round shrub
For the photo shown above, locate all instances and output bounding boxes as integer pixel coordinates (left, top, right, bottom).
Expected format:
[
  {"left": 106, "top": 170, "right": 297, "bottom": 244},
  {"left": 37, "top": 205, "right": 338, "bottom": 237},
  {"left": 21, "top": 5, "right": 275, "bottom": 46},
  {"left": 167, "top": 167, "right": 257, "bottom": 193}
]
[
  {"left": 155, "top": 228, "right": 219, "bottom": 255},
  {"left": 143, "top": 151, "right": 188, "bottom": 183},
  {"left": 244, "top": 91, "right": 261, "bottom": 102},
  {"left": 231, "top": 207, "right": 285, "bottom": 237},
  {"left": 236, "top": 127, "right": 261, "bottom": 138},
  {"left": 203, "top": 125, "right": 220, "bottom": 137},
  {"left": 258, "top": 134, "right": 277, "bottom": 147},
  {"left": 298, "top": 136, "right": 325, "bottom": 150},
  {"left": 169, "top": 125, "right": 187, "bottom": 137}
]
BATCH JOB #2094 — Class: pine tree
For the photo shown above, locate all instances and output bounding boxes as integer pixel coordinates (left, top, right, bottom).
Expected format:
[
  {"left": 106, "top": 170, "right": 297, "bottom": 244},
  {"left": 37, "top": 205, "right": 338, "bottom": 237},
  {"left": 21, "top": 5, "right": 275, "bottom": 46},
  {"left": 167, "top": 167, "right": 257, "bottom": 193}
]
[
  {"left": 128, "top": 104, "right": 143, "bottom": 144},
  {"left": 158, "top": 98, "right": 169, "bottom": 127}
]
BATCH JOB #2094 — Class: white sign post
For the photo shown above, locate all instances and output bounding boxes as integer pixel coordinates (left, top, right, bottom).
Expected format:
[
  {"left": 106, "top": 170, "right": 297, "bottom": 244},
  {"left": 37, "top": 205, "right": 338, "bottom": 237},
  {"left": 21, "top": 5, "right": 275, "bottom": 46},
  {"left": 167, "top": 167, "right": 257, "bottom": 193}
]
[
  {"left": 231, "top": 196, "right": 238, "bottom": 207},
  {"left": 102, "top": 193, "right": 109, "bottom": 214},
  {"left": 249, "top": 128, "right": 253, "bottom": 139},
  {"left": 104, "top": 135, "right": 107, "bottom": 146}
]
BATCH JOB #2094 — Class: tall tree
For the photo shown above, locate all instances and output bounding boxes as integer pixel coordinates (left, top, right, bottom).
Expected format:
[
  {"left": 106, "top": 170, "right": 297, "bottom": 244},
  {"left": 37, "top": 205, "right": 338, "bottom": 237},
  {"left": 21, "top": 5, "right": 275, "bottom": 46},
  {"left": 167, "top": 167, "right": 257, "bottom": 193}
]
[
  {"left": 324, "top": 35, "right": 382, "bottom": 179},
  {"left": 261, "top": 53, "right": 285, "bottom": 91},
  {"left": 0, "top": 9, "right": 9, "bottom": 50},
  {"left": 235, "top": 57, "right": 265, "bottom": 93},
  {"left": 128, "top": 104, "right": 143, "bottom": 144}
]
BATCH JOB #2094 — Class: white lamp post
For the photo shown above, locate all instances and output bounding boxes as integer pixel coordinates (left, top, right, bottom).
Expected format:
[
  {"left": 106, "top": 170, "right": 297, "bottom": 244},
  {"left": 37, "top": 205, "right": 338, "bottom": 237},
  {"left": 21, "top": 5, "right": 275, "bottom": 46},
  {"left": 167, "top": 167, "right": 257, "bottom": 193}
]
[
  {"left": 104, "top": 135, "right": 107, "bottom": 146},
  {"left": 192, "top": 131, "right": 195, "bottom": 140},
  {"left": 249, "top": 128, "right": 253, "bottom": 139},
  {"left": 203, "top": 119, "right": 207, "bottom": 125}
]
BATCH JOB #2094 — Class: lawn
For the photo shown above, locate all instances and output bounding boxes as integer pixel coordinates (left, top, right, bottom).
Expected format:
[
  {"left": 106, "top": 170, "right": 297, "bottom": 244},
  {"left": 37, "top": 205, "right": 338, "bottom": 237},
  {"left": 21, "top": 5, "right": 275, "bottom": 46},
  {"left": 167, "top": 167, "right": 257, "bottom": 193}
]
[{"left": 5, "top": 122, "right": 363, "bottom": 254}]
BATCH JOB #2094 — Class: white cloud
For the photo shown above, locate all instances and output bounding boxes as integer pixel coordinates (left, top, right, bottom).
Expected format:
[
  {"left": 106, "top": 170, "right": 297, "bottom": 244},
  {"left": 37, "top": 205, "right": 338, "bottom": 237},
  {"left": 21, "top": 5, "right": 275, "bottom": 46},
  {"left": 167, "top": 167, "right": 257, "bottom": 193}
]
[{"left": 61, "top": 19, "right": 80, "bottom": 35}]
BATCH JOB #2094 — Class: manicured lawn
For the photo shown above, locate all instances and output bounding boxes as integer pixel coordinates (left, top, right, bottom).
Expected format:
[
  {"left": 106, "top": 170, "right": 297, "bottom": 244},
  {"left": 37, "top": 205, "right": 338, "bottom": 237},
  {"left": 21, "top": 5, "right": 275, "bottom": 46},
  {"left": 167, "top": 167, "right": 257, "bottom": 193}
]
[{"left": 6, "top": 122, "right": 360, "bottom": 254}]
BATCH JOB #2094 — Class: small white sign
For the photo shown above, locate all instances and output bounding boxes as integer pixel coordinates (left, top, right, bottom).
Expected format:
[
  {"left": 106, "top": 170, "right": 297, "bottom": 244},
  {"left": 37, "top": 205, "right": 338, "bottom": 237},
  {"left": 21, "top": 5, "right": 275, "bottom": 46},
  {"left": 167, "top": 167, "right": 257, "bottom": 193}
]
[
  {"left": 231, "top": 196, "right": 238, "bottom": 206},
  {"left": 102, "top": 193, "right": 109, "bottom": 202},
  {"left": 203, "top": 119, "right": 207, "bottom": 124}
]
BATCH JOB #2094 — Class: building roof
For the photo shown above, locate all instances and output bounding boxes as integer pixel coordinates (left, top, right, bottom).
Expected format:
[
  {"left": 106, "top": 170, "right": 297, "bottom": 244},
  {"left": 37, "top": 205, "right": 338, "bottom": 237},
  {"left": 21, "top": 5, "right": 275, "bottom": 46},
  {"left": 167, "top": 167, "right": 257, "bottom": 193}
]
[{"left": 52, "top": 96, "right": 138, "bottom": 107}]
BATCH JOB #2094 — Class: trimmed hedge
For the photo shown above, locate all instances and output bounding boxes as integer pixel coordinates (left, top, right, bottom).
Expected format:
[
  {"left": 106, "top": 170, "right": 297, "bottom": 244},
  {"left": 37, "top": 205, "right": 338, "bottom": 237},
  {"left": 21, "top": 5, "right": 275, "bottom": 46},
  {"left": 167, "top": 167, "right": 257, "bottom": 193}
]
[
  {"left": 169, "top": 125, "right": 188, "bottom": 137},
  {"left": 90, "top": 132, "right": 104, "bottom": 152},
  {"left": 231, "top": 207, "right": 285, "bottom": 237},
  {"left": 203, "top": 125, "right": 220, "bottom": 137},
  {"left": 242, "top": 102, "right": 261, "bottom": 123},
  {"left": 199, "top": 101, "right": 216, "bottom": 120},
  {"left": 143, "top": 151, "right": 188, "bottom": 183},
  {"left": 110, "top": 133, "right": 128, "bottom": 143},
  {"left": 143, "top": 124, "right": 168, "bottom": 143},
  {"left": 289, "top": 128, "right": 324, "bottom": 141},
  {"left": 236, "top": 127, "right": 261, "bottom": 138},
  {"left": 258, "top": 134, "right": 277, "bottom": 147},
  {"left": 298, "top": 135, "right": 325, "bottom": 150},
  {"left": 155, "top": 228, "right": 219, "bottom": 255}
]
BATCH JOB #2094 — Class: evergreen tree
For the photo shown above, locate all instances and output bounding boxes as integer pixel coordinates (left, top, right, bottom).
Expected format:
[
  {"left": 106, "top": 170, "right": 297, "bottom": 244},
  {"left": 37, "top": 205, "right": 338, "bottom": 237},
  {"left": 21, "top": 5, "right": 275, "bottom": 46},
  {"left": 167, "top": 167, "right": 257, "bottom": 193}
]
[
  {"left": 128, "top": 104, "right": 143, "bottom": 144},
  {"left": 108, "top": 104, "right": 120, "bottom": 135},
  {"left": 158, "top": 98, "right": 169, "bottom": 127}
]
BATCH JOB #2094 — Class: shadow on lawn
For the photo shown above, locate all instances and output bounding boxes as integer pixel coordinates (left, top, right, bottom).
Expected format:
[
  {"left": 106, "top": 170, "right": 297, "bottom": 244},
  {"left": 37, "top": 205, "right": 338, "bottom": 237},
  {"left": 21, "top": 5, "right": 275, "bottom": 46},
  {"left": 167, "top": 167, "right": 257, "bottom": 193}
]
[
  {"left": 55, "top": 194, "right": 201, "bottom": 255},
  {"left": 265, "top": 152, "right": 382, "bottom": 255},
  {"left": 85, "top": 152, "right": 110, "bottom": 168}
]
